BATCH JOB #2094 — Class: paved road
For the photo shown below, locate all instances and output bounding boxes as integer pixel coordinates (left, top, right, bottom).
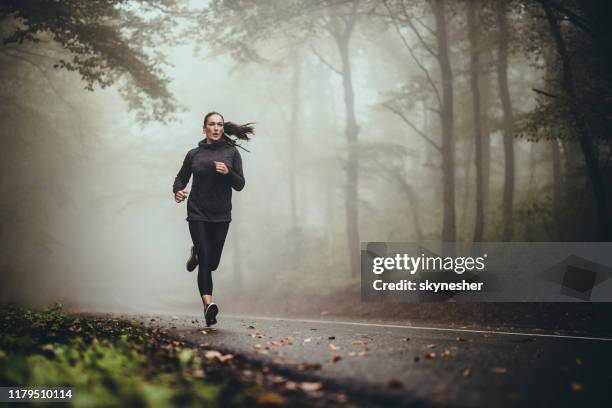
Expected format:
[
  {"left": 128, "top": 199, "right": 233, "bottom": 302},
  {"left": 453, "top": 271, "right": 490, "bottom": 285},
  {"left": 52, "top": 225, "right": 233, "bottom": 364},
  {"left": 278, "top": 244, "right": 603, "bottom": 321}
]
[{"left": 133, "top": 313, "right": 611, "bottom": 407}]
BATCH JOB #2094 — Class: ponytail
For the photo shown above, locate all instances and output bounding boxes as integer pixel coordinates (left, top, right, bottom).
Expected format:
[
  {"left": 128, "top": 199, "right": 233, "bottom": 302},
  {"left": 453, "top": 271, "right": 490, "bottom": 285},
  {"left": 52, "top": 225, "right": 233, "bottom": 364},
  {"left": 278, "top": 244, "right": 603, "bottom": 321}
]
[
  {"left": 203, "top": 111, "right": 254, "bottom": 152},
  {"left": 224, "top": 121, "right": 254, "bottom": 141}
]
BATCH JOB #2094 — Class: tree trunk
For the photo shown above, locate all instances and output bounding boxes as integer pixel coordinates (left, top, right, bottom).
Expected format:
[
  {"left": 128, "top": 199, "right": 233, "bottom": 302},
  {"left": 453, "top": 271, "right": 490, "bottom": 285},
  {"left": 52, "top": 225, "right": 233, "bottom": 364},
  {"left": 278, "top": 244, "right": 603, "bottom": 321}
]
[
  {"left": 480, "top": 48, "right": 492, "bottom": 212},
  {"left": 467, "top": 1, "right": 484, "bottom": 241},
  {"left": 496, "top": 0, "right": 515, "bottom": 241},
  {"left": 543, "top": 3, "right": 612, "bottom": 240},
  {"left": 288, "top": 50, "right": 301, "bottom": 230},
  {"left": 331, "top": 7, "right": 360, "bottom": 274},
  {"left": 459, "top": 136, "right": 474, "bottom": 236},
  {"left": 432, "top": 0, "right": 456, "bottom": 242},
  {"left": 551, "top": 139, "right": 563, "bottom": 237}
]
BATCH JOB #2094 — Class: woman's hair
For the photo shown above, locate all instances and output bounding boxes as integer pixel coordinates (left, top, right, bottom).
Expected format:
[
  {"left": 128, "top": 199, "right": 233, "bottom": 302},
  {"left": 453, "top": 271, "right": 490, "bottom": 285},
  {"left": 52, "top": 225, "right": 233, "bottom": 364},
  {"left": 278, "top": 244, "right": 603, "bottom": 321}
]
[{"left": 203, "top": 111, "right": 254, "bottom": 142}]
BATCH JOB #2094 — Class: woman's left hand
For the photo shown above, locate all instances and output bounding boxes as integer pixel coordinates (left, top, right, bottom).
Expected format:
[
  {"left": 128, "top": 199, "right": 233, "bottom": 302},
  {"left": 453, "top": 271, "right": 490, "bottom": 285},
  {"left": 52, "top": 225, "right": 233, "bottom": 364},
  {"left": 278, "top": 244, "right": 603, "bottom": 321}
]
[{"left": 214, "top": 161, "right": 229, "bottom": 175}]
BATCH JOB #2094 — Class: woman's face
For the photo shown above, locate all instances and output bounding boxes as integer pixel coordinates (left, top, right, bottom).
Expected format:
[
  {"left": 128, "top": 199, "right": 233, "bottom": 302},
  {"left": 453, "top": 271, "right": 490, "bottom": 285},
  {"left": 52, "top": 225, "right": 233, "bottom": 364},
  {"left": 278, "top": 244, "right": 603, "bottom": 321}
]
[{"left": 204, "top": 114, "right": 224, "bottom": 141}]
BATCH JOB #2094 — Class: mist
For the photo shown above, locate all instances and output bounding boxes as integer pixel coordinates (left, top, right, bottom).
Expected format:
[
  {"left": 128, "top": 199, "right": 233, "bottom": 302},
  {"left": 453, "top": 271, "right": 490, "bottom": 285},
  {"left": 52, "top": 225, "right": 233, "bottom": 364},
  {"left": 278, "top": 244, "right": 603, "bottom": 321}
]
[{"left": 1, "top": 0, "right": 606, "bottom": 319}]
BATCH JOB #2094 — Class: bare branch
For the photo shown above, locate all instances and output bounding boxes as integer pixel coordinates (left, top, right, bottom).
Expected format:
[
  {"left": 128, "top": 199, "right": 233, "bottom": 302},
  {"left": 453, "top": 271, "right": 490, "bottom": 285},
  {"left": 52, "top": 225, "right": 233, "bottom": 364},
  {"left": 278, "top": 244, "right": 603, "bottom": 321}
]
[
  {"left": 415, "top": 16, "right": 435, "bottom": 36},
  {"left": 383, "top": 102, "right": 442, "bottom": 153},
  {"left": 310, "top": 45, "right": 342, "bottom": 75},
  {"left": 400, "top": 0, "right": 438, "bottom": 60},
  {"left": 383, "top": 0, "right": 441, "bottom": 107},
  {"left": 532, "top": 88, "right": 558, "bottom": 98},
  {"left": 1, "top": 49, "right": 84, "bottom": 138}
]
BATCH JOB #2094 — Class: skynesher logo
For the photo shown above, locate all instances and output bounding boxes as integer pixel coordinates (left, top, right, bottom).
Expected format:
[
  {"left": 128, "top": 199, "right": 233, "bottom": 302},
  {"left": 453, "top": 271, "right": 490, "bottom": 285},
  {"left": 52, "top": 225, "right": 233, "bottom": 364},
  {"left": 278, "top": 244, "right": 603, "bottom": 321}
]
[{"left": 372, "top": 253, "right": 488, "bottom": 275}]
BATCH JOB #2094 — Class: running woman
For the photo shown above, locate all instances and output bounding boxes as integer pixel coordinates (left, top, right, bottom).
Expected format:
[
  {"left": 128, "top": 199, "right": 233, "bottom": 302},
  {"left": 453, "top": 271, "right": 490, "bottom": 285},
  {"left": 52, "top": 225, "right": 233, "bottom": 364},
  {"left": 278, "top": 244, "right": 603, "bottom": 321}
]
[{"left": 173, "top": 112, "right": 253, "bottom": 326}]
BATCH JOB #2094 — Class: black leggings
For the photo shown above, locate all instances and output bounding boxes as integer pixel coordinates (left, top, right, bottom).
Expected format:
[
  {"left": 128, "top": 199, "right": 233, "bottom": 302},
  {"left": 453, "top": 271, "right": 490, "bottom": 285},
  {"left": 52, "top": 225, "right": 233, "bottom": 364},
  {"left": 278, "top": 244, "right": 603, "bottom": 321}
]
[{"left": 188, "top": 221, "right": 230, "bottom": 296}]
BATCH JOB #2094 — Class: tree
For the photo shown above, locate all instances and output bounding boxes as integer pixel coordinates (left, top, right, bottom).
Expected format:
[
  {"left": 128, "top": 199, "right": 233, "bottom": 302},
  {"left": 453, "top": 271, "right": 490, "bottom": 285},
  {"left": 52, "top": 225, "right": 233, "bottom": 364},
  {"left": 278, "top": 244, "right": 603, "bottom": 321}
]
[
  {"left": 467, "top": 0, "right": 484, "bottom": 241},
  {"left": 1, "top": 0, "right": 181, "bottom": 122},
  {"left": 383, "top": 0, "right": 457, "bottom": 241},
  {"left": 495, "top": 0, "right": 515, "bottom": 241}
]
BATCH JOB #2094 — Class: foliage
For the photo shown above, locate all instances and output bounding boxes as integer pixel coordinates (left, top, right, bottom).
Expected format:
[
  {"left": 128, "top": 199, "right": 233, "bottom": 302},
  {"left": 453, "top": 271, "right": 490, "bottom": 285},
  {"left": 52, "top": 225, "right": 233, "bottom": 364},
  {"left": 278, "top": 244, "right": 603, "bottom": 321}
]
[
  {"left": 0, "top": 0, "right": 182, "bottom": 123},
  {"left": 0, "top": 304, "right": 224, "bottom": 407}
]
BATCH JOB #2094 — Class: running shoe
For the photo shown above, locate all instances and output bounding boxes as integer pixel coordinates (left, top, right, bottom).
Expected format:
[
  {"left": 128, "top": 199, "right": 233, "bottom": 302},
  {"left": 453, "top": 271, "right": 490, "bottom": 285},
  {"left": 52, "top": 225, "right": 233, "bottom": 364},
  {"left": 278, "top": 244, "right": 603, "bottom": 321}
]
[
  {"left": 186, "top": 246, "right": 198, "bottom": 272},
  {"left": 204, "top": 303, "right": 219, "bottom": 327}
]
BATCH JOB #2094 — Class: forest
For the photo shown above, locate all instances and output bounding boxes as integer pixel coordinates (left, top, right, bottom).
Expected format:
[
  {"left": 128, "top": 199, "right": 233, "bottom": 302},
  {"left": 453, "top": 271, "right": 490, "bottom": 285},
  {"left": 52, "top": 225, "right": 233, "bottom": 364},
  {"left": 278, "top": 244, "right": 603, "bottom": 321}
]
[{"left": 1, "top": 0, "right": 611, "bottom": 311}]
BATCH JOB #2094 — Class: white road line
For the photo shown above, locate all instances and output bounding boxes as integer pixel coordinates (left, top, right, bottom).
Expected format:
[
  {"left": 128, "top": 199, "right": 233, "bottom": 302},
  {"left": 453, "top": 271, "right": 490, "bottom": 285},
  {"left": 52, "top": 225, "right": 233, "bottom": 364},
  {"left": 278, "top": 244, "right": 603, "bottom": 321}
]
[{"left": 226, "top": 314, "right": 612, "bottom": 342}]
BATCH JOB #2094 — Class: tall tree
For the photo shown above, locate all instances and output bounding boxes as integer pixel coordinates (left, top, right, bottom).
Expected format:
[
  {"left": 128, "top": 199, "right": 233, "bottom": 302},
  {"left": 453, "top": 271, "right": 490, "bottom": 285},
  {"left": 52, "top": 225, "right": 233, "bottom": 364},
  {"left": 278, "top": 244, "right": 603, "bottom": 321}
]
[
  {"left": 327, "top": 2, "right": 361, "bottom": 274},
  {"left": 541, "top": 2, "right": 612, "bottom": 240},
  {"left": 431, "top": 0, "right": 456, "bottom": 242},
  {"left": 495, "top": 0, "right": 515, "bottom": 241},
  {"left": 383, "top": 0, "right": 456, "bottom": 241},
  {"left": 288, "top": 48, "right": 302, "bottom": 230},
  {"left": 467, "top": 0, "right": 484, "bottom": 241}
]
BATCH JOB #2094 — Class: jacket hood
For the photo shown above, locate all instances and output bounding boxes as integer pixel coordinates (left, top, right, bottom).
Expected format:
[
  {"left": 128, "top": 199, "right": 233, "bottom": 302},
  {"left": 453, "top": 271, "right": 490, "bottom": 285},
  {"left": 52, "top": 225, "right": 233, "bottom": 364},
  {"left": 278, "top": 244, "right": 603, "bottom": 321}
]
[{"left": 198, "top": 137, "right": 227, "bottom": 149}]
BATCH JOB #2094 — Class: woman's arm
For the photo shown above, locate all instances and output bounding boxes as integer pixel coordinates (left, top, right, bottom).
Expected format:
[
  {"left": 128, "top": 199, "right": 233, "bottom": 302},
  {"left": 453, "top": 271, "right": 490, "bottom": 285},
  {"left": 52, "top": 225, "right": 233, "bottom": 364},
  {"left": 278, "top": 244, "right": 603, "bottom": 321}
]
[
  {"left": 228, "top": 150, "right": 245, "bottom": 191},
  {"left": 173, "top": 151, "right": 193, "bottom": 194}
]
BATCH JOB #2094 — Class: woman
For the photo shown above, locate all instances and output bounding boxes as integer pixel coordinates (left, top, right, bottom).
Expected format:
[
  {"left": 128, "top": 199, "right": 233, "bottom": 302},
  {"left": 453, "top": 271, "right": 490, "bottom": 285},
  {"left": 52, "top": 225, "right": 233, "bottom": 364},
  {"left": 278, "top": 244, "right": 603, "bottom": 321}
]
[{"left": 173, "top": 112, "right": 253, "bottom": 326}]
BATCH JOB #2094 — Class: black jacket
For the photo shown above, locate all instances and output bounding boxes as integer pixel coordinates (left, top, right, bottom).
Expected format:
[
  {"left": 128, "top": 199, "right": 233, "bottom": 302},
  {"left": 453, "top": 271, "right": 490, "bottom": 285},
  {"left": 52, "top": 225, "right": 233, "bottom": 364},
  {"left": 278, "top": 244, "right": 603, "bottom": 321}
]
[{"left": 173, "top": 138, "right": 245, "bottom": 222}]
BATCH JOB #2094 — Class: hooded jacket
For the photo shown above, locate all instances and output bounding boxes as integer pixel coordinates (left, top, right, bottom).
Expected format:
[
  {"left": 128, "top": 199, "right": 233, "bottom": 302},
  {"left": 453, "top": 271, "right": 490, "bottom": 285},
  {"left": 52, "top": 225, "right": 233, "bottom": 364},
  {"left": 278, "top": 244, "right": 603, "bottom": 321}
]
[{"left": 173, "top": 138, "right": 245, "bottom": 222}]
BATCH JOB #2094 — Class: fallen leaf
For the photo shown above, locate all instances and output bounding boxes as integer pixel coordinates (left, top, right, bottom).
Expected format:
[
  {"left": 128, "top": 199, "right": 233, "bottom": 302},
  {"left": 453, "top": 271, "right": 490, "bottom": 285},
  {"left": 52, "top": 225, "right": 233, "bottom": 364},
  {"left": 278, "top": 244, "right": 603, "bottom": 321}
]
[
  {"left": 570, "top": 382, "right": 583, "bottom": 392},
  {"left": 462, "top": 368, "right": 471, "bottom": 377},
  {"left": 425, "top": 352, "right": 436, "bottom": 359},
  {"left": 332, "top": 355, "right": 342, "bottom": 363},
  {"left": 256, "top": 391, "right": 287, "bottom": 405},
  {"left": 300, "top": 382, "right": 323, "bottom": 392},
  {"left": 352, "top": 340, "right": 364, "bottom": 346},
  {"left": 42, "top": 344, "right": 54, "bottom": 352},
  {"left": 192, "top": 369, "right": 206, "bottom": 378},
  {"left": 357, "top": 348, "right": 369, "bottom": 356},
  {"left": 218, "top": 354, "right": 233, "bottom": 362},
  {"left": 329, "top": 343, "right": 340, "bottom": 350},
  {"left": 457, "top": 337, "right": 467, "bottom": 342},
  {"left": 200, "top": 330, "right": 208, "bottom": 335},
  {"left": 204, "top": 350, "right": 222, "bottom": 360},
  {"left": 285, "top": 381, "right": 298, "bottom": 390},
  {"left": 492, "top": 367, "right": 507, "bottom": 374},
  {"left": 441, "top": 350, "right": 451, "bottom": 357},
  {"left": 403, "top": 337, "right": 410, "bottom": 341},
  {"left": 254, "top": 344, "right": 262, "bottom": 349},
  {"left": 298, "top": 363, "right": 322, "bottom": 371},
  {"left": 269, "top": 375, "right": 286, "bottom": 383}
]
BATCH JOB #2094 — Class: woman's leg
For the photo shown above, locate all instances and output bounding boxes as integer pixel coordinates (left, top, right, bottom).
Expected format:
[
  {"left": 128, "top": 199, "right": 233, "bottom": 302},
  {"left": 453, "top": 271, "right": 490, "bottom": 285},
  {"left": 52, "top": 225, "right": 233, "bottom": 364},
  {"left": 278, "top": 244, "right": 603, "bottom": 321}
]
[
  {"left": 188, "top": 221, "right": 213, "bottom": 305},
  {"left": 208, "top": 221, "right": 230, "bottom": 272}
]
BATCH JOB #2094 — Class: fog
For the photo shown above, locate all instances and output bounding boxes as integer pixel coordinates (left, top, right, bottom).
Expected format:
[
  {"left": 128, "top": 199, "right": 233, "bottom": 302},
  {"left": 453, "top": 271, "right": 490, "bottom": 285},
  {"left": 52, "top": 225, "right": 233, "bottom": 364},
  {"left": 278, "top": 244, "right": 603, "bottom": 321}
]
[{"left": 1, "top": 1, "right": 588, "bottom": 317}]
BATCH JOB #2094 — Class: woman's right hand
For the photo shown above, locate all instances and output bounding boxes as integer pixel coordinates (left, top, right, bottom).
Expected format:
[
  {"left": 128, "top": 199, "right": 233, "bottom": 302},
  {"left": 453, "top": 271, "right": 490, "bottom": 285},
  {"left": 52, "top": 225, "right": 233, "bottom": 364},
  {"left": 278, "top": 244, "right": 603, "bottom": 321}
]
[{"left": 175, "top": 189, "right": 188, "bottom": 203}]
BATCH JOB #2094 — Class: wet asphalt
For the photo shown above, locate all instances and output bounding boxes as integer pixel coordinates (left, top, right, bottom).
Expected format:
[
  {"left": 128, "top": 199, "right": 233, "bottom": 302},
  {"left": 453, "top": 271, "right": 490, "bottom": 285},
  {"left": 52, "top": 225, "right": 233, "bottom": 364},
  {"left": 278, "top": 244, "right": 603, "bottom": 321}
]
[{"left": 129, "top": 312, "right": 612, "bottom": 407}]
